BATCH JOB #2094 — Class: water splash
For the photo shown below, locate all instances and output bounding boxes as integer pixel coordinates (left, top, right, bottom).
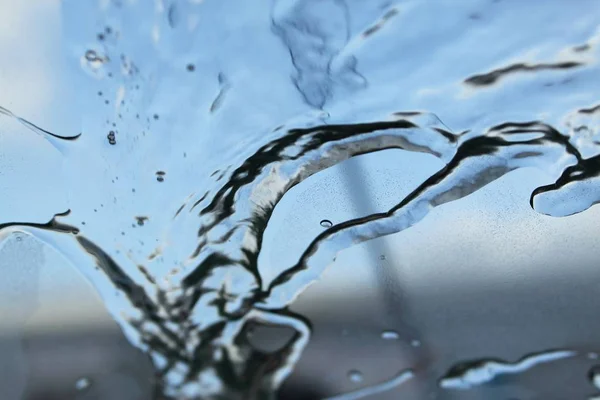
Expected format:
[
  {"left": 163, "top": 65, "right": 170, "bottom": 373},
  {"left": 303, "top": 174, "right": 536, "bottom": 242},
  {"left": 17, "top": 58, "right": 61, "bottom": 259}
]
[
  {"left": 439, "top": 350, "right": 576, "bottom": 390},
  {"left": 2, "top": 0, "right": 600, "bottom": 398}
]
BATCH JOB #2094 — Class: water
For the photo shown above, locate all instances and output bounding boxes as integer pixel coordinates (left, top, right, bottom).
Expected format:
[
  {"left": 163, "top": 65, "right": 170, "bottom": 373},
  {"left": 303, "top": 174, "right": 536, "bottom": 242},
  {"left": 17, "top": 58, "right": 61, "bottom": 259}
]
[
  {"left": 327, "top": 369, "right": 413, "bottom": 400},
  {"left": 1, "top": 0, "right": 600, "bottom": 398},
  {"left": 320, "top": 219, "right": 334, "bottom": 228},
  {"left": 439, "top": 349, "right": 576, "bottom": 390},
  {"left": 75, "top": 377, "right": 91, "bottom": 391},
  {"left": 347, "top": 370, "right": 363, "bottom": 383},
  {"left": 381, "top": 330, "right": 400, "bottom": 340},
  {"left": 590, "top": 365, "right": 600, "bottom": 389}
]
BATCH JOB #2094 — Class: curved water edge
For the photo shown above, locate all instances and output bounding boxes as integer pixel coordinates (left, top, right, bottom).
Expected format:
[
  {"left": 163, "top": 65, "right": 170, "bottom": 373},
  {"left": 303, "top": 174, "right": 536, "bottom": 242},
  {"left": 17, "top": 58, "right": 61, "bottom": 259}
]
[
  {"left": 2, "top": 0, "right": 600, "bottom": 398},
  {"left": 2, "top": 109, "right": 600, "bottom": 397}
]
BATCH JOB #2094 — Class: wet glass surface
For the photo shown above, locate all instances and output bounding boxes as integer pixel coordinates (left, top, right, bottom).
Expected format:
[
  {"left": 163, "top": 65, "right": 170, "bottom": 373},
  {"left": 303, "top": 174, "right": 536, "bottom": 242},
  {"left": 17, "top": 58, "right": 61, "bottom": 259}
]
[{"left": 2, "top": 0, "right": 600, "bottom": 399}]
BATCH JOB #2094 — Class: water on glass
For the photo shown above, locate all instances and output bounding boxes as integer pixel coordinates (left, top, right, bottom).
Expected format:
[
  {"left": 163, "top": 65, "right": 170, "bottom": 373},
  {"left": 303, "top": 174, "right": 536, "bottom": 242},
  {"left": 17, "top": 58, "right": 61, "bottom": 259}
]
[{"left": 2, "top": 0, "right": 600, "bottom": 398}]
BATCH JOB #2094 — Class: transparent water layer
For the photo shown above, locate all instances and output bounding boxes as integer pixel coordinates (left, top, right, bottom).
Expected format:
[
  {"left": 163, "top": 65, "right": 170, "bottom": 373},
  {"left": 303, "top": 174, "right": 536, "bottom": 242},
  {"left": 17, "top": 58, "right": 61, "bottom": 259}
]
[{"left": 2, "top": 0, "right": 600, "bottom": 398}]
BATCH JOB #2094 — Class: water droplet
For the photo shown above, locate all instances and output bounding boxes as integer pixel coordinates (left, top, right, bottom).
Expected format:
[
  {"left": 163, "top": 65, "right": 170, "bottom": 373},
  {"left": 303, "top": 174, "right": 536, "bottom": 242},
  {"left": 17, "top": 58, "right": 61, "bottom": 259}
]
[
  {"left": 75, "top": 377, "right": 91, "bottom": 391},
  {"left": 320, "top": 219, "right": 332, "bottom": 228},
  {"left": 107, "top": 131, "right": 116, "bottom": 145},
  {"left": 381, "top": 330, "right": 400, "bottom": 340},
  {"left": 411, "top": 339, "right": 421, "bottom": 347},
  {"left": 348, "top": 370, "right": 363, "bottom": 383},
  {"left": 85, "top": 50, "right": 100, "bottom": 62},
  {"left": 589, "top": 365, "right": 600, "bottom": 389},
  {"left": 82, "top": 50, "right": 108, "bottom": 72}
]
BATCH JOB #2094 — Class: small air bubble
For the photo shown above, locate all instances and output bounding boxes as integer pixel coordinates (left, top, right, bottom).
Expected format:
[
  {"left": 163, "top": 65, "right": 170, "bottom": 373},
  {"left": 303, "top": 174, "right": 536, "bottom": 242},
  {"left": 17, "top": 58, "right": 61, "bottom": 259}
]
[
  {"left": 75, "top": 377, "right": 91, "bottom": 391},
  {"left": 348, "top": 370, "right": 363, "bottom": 383},
  {"left": 381, "top": 330, "right": 400, "bottom": 340},
  {"left": 135, "top": 216, "right": 148, "bottom": 226},
  {"left": 320, "top": 219, "right": 333, "bottom": 228},
  {"left": 107, "top": 131, "right": 116, "bottom": 145},
  {"left": 411, "top": 339, "right": 421, "bottom": 347},
  {"left": 83, "top": 50, "right": 107, "bottom": 72}
]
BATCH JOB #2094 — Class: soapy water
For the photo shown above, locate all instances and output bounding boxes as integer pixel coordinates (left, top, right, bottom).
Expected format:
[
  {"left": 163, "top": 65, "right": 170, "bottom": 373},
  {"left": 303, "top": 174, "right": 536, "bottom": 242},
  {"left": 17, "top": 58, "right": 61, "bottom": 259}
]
[{"left": 2, "top": 0, "right": 600, "bottom": 398}]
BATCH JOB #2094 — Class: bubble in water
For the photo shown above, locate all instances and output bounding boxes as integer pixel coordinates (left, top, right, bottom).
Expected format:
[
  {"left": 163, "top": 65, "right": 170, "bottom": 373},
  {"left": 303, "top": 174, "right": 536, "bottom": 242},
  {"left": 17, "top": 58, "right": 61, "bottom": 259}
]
[
  {"left": 320, "top": 219, "right": 333, "bottom": 228},
  {"left": 381, "top": 330, "right": 400, "bottom": 340},
  {"left": 411, "top": 339, "right": 421, "bottom": 347},
  {"left": 75, "top": 377, "right": 91, "bottom": 391},
  {"left": 348, "top": 370, "right": 363, "bottom": 383},
  {"left": 12, "top": 2, "right": 600, "bottom": 398},
  {"left": 589, "top": 365, "right": 600, "bottom": 389},
  {"left": 107, "top": 131, "right": 116, "bottom": 145},
  {"left": 81, "top": 49, "right": 108, "bottom": 74},
  {"left": 325, "top": 370, "right": 413, "bottom": 400},
  {"left": 85, "top": 50, "right": 101, "bottom": 62}
]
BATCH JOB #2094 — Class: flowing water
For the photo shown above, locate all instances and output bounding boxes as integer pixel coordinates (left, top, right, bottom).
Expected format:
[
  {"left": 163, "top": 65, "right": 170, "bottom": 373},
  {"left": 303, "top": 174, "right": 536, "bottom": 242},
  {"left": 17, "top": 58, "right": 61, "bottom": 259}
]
[{"left": 2, "top": 0, "right": 600, "bottom": 398}]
